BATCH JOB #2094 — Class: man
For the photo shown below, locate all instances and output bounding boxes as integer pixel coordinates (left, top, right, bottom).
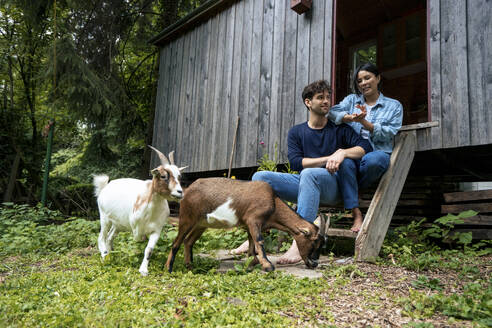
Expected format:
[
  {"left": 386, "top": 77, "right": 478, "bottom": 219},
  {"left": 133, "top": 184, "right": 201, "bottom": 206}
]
[{"left": 230, "top": 80, "right": 372, "bottom": 264}]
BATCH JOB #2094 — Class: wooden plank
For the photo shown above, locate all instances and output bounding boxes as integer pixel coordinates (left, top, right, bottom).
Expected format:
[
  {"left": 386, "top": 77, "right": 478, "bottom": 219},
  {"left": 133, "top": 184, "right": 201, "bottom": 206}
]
[
  {"left": 158, "top": 42, "right": 172, "bottom": 161},
  {"left": 190, "top": 24, "right": 206, "bottom": 172},
  {"left": 486, "top": 0, "right": 492, "bottom": 145},
  {"left": 415, "top": 128, "right": 432, "bottom": 152},
  {"left": 267, "top": 0, "right": 286, "bottom": 162},
  {"left": 326, "top": 228, "right": 358, "bottom": 238},
  {"left": 218, "top": 6, "right": 235, "bottom": 169},
  {"left": 355, "top": 131, "right": 417, "bottom": 261},
  {"left": 201, "top": 16, "right": 220, "bottom": 171},
  {"left": 210, "top": 12, "right": 227, "bottom": 169},
  {"left": 443, "top": 189, "right": 492, "bottom": 203},
  {"left": 400, "top": 121, "right": 439, "bottom": 131},
  {"left": 441, "top": 203, "right": 492, "bottom": 214},
  {"left": 440, "top": 0, "right": 470, "bottom": 148},
  {"left": 169, "top": 38, "right": 184, "bottom": 161},
  {"left": 294, "top": 12, "right": 310, "bottom": 125},
  {"left": 308, "top": 0, "right": 324, "bottom": 82},
  {"left": 467, "top": 0, "right": 491, "bottom": 145},
  {"left": 176, "top": 31, "right": 192, "bottom": 165},
  {"left": 246, "top": 0, "right": 263, "bottom": 167},
  {"left": 323, "top": 0, "right": 333, "bottom": 84},
  {"left": 159, "top": 46, "right": 173, "bottom": 161},
  {"left": 151, "top": 47, "right": 168, "bottom": 167},
  {"left": 258, "top": 0, "right": 274, "bottom": 161},
  {"left": 229, "top": 2, "right": 242, "bottom": 170},
  {"left": 279, "top": 7, "right": 298, "bottom": 163},
  {"left": 164, "top": 41, "right": 178, "bottom": 158},
  {"left": 455, "top": 215, "right": 492, "bottom": 226},
  {"left": 450, "top": 229, "right": 492, "bottom": 240},
  {"left": 237, "top": 0, "right": 253, "bottom": 167},
  {"left": 184, "top": 28, "right": 198, "bottom": 167},
  {"left": 428, "top": 0, "right": 442, "bottom": 150}
]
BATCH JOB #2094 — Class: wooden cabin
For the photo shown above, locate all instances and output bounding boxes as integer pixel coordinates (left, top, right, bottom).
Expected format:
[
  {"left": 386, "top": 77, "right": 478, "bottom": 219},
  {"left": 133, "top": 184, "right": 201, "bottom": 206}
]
[
  {"left": 150, "top": 0, "right": 492, "bottom": 248},
  {"left": 150, "top": 0, "right": 491, "bottom": 176}
]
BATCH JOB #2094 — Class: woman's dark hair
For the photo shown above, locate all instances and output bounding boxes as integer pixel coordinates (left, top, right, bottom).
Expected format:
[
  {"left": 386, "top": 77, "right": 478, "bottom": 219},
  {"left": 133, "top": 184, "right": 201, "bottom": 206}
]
[{"left": 352, "top": 63, "right": 381, "bottom": 95}]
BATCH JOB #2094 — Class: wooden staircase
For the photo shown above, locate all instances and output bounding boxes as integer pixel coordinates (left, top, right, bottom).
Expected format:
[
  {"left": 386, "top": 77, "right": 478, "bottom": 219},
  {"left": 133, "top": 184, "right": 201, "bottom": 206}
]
[{"left": 321, "top": 131, "right": 417, "bottom": 261}]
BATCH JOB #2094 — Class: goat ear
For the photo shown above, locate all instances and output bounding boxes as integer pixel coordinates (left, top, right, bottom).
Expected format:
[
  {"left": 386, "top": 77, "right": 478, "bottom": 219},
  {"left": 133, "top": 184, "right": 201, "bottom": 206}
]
[
  {"left": 168, "top": 151, "right": 175, "bottom": 165},
  {"left": 150, "top": 168, "right": 159, "bottom": 177},
  {"left": 178, "top": 166, "right": 188, "bottom": 172}
]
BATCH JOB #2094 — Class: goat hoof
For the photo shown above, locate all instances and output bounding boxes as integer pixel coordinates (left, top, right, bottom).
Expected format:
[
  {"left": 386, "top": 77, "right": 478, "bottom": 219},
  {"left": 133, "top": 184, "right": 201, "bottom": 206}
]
[
  {"left": 100, "top": 253, "right": 110, "bottom": 263},
  {"left": 139, "top": 270, "right": 149, "bottom": 276},
  {"left": 264, "top": 265, "right": 275, "bottom": 272}
]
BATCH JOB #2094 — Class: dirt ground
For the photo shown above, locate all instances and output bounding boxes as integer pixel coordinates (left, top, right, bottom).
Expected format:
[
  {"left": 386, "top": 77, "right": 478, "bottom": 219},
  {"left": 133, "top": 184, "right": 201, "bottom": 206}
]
[{"left": 212, "top": 250, "right": 491, "bottom": 327}]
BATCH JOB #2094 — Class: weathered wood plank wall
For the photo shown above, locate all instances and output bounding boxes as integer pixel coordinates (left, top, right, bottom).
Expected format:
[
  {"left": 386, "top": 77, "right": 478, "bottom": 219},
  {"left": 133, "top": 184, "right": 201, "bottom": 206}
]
[
  {"left": 152, "top": 0, "right": 334, "bottom": 171},
  {"left": 423, "top": 0, "right": 491, "bottom": 151},
  {"left": 152, "top": 0, "right": 492, "bottom": 171}
]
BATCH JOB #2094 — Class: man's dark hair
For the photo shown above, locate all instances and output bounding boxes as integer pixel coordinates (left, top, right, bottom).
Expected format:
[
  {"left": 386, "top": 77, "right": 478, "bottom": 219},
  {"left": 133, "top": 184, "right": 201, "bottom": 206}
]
[
  {"left": 302, "top": 80, "right": 331, "bottom": 104},
  {"left": 352, "top": 63, "right": 381, "bottom": 95}
]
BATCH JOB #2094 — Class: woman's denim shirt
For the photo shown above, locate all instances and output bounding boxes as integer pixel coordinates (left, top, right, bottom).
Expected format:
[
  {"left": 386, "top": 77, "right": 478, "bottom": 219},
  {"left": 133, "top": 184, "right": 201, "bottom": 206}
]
[{"left": 328, "top": 93, "right": 403, "bottom": 153}]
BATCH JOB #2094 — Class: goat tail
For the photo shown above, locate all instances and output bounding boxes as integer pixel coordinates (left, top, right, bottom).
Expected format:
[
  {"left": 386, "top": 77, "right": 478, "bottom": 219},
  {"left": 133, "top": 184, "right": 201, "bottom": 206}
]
[{"left": 93, "top": 175, "right": 110, "bottom": 197}]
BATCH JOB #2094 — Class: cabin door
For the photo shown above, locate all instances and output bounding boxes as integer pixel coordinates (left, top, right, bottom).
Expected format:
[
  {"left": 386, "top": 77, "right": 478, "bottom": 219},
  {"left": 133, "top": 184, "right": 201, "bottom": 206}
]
[{"left": 332, "top": 0, "right": 429, "bottom": 125}]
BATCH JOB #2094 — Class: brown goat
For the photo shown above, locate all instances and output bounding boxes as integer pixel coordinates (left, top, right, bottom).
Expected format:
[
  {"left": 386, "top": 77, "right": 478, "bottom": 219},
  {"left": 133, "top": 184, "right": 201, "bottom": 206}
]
[{"left": 166, "top": 178, "right": 326, "bottom": 272}]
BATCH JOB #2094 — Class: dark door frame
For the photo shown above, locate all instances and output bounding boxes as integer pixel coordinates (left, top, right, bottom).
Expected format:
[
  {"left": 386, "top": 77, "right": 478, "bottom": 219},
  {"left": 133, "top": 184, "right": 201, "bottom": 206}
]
[{"left": 330, "top": 0, "right": 431, "bottom": 122}]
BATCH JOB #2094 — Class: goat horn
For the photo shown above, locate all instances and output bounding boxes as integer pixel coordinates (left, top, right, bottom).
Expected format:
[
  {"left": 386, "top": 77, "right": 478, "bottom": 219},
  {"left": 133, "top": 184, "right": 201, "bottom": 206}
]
[
  {"left": 168, "top": 151, "right": 175, "bottom": 165},
  {"left": 148, "top": 145, "right": 169, "bottom": 166},
  {"left": 318, "top": 213, "right": 326, "bottom": 237}
]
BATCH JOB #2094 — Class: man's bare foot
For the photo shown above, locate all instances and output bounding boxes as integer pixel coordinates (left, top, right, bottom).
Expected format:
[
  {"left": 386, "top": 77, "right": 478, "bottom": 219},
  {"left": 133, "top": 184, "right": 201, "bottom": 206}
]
[
  {"left": 350, "top": 207, "right": 363, "bottom": 232},
  {"left": 276, "top": 240, "right": 302, "bottom": 265},
  {"left": 229, "top": 240, "right": 249, "bottom": 255}
]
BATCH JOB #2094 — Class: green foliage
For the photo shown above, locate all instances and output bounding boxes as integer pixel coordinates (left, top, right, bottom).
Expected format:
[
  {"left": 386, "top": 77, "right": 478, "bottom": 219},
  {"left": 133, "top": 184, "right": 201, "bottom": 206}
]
[
  {"left": 0, "top": 203, "right": 98, "bottom": 258},
  {"left": 0, "top": 253, "right": 327, "bottom": 327},
  {"left": 257, "top": 143, "right": 280, "bottom": 172},
  {"left": 323, "top": 264, "right": 366, "bottom": 280},
  {"left": 422, "top": 210, "right": 477, "bottom": 245},
  {"left": 381, "top": 212, "right": 491, "bottom": 272},
  {"left": 402, "top": 280, "right": 492, "bottom": 326},
  {"left": 411, "top": 275, "right": 443, "bottom": 291},
  {"left": 0, "top": 203, "right": 490, "bottom": 326}
]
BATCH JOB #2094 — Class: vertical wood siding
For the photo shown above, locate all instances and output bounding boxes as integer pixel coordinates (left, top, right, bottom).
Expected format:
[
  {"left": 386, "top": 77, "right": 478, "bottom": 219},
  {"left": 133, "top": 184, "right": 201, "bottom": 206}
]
[
  {"left": 153, "top": 0, "right": 491, "bottom": 172},
  {"left": 422, "top": 0, "right": 491, "bottom": 151}
]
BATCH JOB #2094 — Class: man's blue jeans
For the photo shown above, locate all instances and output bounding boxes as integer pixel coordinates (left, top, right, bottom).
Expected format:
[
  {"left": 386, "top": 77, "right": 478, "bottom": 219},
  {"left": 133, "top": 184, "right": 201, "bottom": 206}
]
[{"left": 252, "top": 150, "right": 390, "bottom": 223}]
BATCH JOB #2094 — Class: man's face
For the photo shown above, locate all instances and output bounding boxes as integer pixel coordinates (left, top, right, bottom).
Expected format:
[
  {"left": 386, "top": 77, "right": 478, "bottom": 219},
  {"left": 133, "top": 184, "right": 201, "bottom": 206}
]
[{"left": 305, "top": 90, "right": 331, "bottom": 115}]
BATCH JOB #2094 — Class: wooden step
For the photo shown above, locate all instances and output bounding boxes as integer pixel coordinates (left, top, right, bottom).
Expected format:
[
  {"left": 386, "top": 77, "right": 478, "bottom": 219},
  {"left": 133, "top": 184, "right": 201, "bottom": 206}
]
[
  {"left": 326, "top": 228, "right": 358, "bottom": 238},
  {"left": 355, "top": 131, "right": 417, "bottom": 261}
]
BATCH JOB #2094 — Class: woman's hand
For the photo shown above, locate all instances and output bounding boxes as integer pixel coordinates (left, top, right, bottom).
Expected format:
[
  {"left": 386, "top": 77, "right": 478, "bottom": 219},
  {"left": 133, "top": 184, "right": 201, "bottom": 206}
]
[{"left": 353, "top": 104, "right": 367, "bottom": 123}]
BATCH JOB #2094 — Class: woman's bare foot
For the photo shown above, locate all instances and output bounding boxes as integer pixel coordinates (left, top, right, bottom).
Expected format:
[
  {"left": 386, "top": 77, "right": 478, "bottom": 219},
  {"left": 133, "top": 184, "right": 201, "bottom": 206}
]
[
  {"left": 350, "top": 207, "right": 363, "bottom": 232},
  {"left": 229, "top": 240, "right": 249, "bottom": 255},
  {"left": 276, "top": 240, "right": 302, "bottom": 265}
]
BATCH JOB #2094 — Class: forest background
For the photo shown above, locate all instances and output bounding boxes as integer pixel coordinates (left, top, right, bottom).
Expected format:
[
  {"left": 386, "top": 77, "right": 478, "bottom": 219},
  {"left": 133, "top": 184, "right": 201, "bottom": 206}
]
[{"left": 0, "top": 0, "right": 206, "bottom": 214}]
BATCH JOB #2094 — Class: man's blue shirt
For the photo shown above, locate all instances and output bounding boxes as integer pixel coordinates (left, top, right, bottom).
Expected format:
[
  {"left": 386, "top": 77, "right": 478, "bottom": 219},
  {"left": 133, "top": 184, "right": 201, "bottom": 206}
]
[{"left": 287, "top": 120, "right": 373, "bottom": 172}]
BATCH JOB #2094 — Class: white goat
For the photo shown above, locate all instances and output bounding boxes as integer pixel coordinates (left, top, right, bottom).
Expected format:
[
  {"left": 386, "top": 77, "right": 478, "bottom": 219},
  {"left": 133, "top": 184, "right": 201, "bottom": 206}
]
[{"left": 93, "top": 146, "right": 185, "bottom": 276}]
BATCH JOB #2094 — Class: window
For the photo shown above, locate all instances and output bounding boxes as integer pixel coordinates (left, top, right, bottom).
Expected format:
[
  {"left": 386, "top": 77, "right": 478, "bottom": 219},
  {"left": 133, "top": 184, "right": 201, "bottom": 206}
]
[{"left": 348, "top": 40, "right": 377, "bottom": 92}]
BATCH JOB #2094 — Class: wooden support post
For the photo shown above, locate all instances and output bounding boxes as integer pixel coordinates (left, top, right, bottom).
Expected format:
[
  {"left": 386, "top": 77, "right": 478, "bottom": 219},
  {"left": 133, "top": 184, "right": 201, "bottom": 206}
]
[
  {"left": 3, "top": 149, "right": 21, "bottom": 202},
  {"left": 355, "top": 131, "right": 417, "bottom": 261}
]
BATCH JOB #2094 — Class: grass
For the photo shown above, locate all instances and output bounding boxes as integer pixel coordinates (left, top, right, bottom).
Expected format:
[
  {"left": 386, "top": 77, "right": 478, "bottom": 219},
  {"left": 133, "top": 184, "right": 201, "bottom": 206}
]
[{"left": 0, "top": 203, "right": 491, "bottom": 327}]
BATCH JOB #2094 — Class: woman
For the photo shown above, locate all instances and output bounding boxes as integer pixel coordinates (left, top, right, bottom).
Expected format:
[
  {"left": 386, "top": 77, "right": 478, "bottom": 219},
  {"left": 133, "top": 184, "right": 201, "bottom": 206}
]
[{"left": 329, "top": 63, "right": 403, "bottom": 232}]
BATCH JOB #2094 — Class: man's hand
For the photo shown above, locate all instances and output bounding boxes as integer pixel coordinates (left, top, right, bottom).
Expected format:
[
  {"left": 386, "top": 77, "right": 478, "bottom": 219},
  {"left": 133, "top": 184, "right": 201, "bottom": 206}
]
[{"left": 325, "top": 149, "right": 345, "bottom": 174}]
